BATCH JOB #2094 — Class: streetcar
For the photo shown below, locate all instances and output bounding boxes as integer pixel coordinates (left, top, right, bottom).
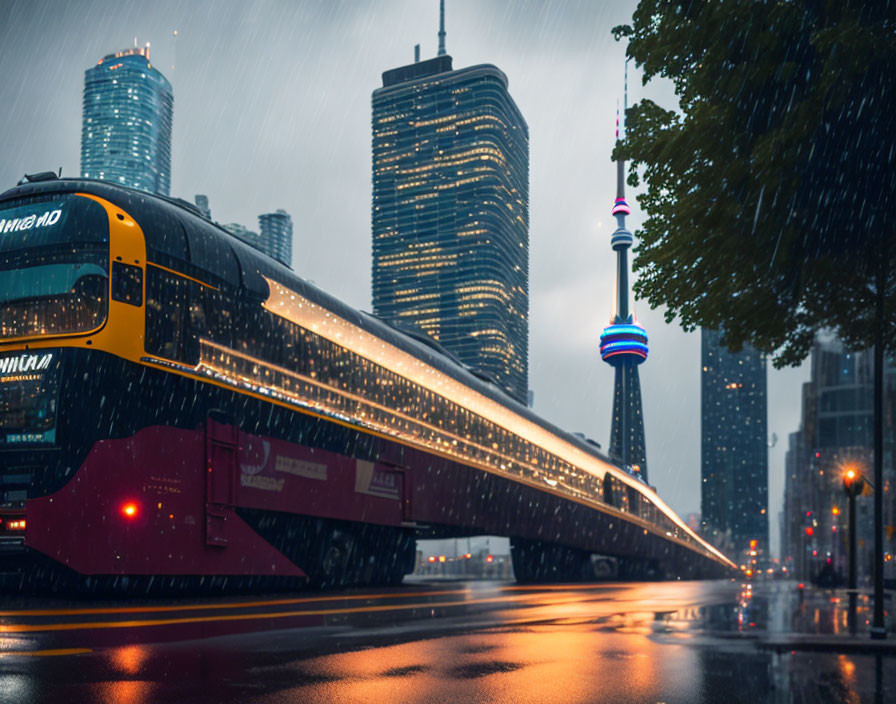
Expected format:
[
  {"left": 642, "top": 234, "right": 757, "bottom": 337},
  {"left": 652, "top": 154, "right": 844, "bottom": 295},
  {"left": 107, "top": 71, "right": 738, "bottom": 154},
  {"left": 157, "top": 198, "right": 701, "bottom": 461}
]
[{"left": 0, "top": 174, "right": 734, "bottom": 591}]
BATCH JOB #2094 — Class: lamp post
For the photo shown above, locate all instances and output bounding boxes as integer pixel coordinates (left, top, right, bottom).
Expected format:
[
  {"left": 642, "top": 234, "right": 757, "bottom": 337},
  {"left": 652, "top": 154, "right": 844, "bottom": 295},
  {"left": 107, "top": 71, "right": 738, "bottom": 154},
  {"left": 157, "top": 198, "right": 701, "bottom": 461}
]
[{"left": 843, "top": 467, "right": 865, "bottom": 636}]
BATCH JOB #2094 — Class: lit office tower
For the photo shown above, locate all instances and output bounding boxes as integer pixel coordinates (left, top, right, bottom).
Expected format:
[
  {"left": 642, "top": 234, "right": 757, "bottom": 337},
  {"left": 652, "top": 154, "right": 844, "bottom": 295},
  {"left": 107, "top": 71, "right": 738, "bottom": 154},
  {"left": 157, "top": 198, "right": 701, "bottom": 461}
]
[
  {"left": 701, "top": 329, "right": 769, "bottom": 555},
  {"left": 258, "top": 209, "right": 293, "bottom": 267},
  {"left": 81, "top": 45, "right": 173, "bottom": 195},
  {"left": 371, "top": 2, "right": 529, "bottom": 402}
]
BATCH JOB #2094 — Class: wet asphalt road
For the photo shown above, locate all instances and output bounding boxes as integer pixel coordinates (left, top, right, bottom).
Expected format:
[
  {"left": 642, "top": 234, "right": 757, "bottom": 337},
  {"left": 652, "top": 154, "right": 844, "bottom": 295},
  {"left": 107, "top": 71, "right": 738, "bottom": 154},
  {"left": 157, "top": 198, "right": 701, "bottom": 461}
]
[{"left": 0, "top": 579, "right": 893, "bottom": 703}]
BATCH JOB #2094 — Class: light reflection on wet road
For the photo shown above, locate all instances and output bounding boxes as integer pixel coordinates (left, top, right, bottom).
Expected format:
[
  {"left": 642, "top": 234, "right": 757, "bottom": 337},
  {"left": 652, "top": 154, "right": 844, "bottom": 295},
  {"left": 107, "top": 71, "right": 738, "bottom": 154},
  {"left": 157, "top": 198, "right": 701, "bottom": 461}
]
[{"left": 0, "top": 580, "right": 892, "bottom": 703}]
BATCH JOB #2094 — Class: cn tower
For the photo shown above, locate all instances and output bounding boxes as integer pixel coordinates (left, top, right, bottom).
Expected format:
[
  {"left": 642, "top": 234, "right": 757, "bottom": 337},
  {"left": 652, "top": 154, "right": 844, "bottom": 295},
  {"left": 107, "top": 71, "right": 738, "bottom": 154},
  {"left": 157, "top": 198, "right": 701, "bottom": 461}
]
[{"left": 599, "top": 68, "right": 649, "bottom": 483}]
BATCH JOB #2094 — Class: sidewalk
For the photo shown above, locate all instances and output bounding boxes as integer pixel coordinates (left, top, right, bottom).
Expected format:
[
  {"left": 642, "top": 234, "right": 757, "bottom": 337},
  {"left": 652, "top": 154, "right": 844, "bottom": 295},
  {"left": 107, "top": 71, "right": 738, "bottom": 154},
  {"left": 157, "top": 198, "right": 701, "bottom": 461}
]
[
  {"left": 751, "top": 580, "right": 896, "bottom": 655},
  {"left": 758, "top": 632, "right": 896, "bottom": 655}
]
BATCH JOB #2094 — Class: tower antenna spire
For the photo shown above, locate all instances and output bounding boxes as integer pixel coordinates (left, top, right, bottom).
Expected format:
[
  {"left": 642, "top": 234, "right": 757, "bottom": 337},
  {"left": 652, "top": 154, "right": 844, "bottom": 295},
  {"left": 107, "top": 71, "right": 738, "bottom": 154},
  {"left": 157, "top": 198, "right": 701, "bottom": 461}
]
[{"left": 438, "top": 0, "right": 447, "bottom": 56}]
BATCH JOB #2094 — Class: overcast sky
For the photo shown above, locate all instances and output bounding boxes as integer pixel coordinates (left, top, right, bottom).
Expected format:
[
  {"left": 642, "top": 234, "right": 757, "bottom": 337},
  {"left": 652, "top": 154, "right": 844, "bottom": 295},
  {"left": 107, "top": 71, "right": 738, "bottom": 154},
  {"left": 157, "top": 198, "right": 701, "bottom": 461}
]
[{"left": 0, "top": 0, "right": 810, "bottom": 555}]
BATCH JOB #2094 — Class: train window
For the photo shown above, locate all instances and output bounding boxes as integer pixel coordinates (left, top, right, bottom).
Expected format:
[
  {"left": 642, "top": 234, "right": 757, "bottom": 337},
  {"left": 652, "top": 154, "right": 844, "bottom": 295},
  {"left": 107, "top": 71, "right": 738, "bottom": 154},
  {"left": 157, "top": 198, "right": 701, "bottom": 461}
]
[
  {"left": 0, "top": 195, "right": 111, "bottom": 340},
  {"left": 189, "top": 283, "right": 232, "bottom": 348},
  {"left": 111, "top": 262, "right": 143, "bottom": 306},
  {"left": 145, "top": 266, "right": 190, "bottom": 362},
  {"left": 627, "top": 486, "right": 641, "bottom": 518}
]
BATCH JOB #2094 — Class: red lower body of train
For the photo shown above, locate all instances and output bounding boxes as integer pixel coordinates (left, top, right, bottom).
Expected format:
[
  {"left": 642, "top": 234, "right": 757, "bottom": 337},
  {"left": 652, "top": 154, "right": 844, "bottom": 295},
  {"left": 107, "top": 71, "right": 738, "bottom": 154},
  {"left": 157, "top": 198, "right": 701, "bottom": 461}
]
[{"left": 0, "top": 349, "right": 728, "bottom": 591}]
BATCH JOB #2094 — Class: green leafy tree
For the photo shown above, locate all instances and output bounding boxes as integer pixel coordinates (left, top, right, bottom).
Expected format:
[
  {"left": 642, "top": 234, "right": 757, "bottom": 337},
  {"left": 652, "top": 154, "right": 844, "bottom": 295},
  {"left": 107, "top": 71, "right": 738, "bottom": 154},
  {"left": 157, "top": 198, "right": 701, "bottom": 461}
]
[
  {"left": 613, "top": 0, "right": 895, "bottom": 635},
  {"left": 614, "top": 0, "right": 895, "bottom": 364}
]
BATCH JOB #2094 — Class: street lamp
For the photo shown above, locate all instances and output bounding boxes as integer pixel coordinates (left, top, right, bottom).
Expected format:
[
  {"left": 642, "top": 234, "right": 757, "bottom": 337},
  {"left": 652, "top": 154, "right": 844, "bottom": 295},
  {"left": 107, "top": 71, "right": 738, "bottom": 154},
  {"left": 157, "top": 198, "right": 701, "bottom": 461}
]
[{"left": 842, "top": 466, "right": 865, "bottom": 636}]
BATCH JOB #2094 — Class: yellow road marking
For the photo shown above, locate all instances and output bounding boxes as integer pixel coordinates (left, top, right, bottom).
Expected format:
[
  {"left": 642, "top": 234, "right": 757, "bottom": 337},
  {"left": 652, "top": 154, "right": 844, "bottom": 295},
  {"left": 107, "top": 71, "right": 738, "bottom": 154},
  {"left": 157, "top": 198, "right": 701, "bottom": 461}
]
[
  {"left": 0, "top": 648, "right": 92, "bottom": 657},
  {"left": 0, "top": 587, "right": 473, "bottom": 618},
  {"left": 0, "top": 591, "right": 582, "bottom": 634},
  {"left": 0, "top": 582, "right": 617, "bottom": 618}
]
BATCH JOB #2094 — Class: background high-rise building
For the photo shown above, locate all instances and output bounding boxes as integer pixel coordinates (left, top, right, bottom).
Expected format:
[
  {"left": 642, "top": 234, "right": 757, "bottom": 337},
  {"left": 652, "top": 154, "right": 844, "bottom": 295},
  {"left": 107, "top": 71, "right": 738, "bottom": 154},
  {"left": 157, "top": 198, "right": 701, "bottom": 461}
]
[
  {"left": 371, "top": 32, "right": 529, "bottom": 402},
  {"left": 81, "top": 46, "right": 173, "bottom": 195},
  {"left": 222, "top": 222, "right": 260, "bottom": 250},
  {"left": 701, "top": 329, "right": 769, "bottom": 557},
  {"left": 780, "top": 337, "right": 896, "bottom": 581},
  {"left": 258, "top": 209, "right": 293, "bottom": 267},
  {"left": 197, "top": 193, "right": 292, "bottom": 266},
  {"left": 194, "top": 194, "right": 211, "bottom": 220}
]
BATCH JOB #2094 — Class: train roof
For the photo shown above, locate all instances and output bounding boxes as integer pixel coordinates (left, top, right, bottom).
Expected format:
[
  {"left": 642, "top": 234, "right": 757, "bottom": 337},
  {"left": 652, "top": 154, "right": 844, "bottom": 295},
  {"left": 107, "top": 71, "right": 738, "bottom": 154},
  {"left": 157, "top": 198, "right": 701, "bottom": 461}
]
[{"left": 0, "top": 177, "right": 630, "bottom": 481}]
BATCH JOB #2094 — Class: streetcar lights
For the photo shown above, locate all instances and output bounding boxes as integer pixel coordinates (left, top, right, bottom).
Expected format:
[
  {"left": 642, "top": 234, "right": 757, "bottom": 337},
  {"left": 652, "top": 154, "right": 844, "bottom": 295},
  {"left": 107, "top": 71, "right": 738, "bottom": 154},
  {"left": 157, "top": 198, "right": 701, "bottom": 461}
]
[
  {"left": 6, "top": 520, "right": 25, "bottom": 530},
  {"left": 438, "top": 555, "right": 446, "bottom": 563},
  {"left": 485, "top": 555, "right": 494, "bottom": 563},
  {"left": 121, "top": 502, "right": 139, "bottom": 519}
]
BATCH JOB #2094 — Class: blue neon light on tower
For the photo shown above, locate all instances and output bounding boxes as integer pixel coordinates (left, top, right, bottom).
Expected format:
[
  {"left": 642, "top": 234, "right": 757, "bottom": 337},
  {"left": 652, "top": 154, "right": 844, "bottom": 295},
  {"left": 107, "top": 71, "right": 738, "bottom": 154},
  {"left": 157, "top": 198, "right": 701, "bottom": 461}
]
[{"left": 600, "top": 63, "right": 649, "bottom": 482}]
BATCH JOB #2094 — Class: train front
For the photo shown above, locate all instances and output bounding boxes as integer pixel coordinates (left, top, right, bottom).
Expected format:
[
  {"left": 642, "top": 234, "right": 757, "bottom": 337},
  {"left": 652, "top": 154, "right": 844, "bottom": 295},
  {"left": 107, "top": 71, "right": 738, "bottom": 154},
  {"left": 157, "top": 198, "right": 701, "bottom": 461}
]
[
  {"left": 0, "top": 185, "right": 308, "bottom": 590},
  {"left": 0, "top": 193, "right": 113, "bottom": 563}
]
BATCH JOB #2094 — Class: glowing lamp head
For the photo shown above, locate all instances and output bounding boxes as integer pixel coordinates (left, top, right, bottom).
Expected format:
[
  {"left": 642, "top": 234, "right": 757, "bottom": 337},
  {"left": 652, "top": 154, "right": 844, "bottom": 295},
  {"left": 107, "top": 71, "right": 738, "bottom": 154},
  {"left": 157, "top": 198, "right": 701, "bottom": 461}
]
[
  {"left": 842, "top": 467, "right": 865, "bottom": 497},
  {"left": 121, "top": 502, "right": 139, "bottom": 519}
]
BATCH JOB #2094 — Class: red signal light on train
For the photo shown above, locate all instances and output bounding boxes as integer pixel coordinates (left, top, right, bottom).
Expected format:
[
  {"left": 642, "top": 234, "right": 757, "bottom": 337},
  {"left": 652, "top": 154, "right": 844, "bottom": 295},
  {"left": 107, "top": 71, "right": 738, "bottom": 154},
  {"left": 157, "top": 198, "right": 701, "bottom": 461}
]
[{"left": 121, "top": 502, "right": 139, "bottom": 519}]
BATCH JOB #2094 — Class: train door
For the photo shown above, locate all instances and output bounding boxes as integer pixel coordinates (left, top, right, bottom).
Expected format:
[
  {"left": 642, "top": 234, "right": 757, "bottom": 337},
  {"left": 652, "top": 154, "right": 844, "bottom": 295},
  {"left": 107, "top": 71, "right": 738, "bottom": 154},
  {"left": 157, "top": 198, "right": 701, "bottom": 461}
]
[
  {"left": 205, "top": 415, "right": 237, "bottom": 547},
  {"left": 379, "top": 462, "right": 412, "bottom": 524}
]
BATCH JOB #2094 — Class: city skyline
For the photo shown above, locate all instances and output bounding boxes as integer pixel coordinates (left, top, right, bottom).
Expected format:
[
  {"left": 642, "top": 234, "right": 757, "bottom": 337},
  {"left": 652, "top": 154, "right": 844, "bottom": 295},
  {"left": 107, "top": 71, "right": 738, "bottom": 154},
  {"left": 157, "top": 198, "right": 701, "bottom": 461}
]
[{"left": 0, "top": 0, "right": 811, "bottom": 554}]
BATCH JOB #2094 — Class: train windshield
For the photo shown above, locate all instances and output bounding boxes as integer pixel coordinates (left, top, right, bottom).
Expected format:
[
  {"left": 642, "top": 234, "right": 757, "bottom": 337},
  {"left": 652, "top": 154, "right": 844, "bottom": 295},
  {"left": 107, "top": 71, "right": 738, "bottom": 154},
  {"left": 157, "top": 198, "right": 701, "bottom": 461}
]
[
  {"left": 0, "top": 350, "right": 61, "bottom": 447},
  {"left": 0, "top": 195, "right": 109, "bottom": 340}
]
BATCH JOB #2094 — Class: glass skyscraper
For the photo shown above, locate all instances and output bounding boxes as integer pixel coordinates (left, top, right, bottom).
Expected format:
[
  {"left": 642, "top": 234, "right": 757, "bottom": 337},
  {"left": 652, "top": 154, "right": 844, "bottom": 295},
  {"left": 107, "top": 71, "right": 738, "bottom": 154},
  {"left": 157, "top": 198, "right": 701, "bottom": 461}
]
[
  {"left": 781, "top": 338, "right": 896, "bottom": 581},
  {"left": 258, "top": 209, "right": 293, "bottom": 268},
  {"left": 701, "top": 329, "right": 769, "bottom": 555},
  {"left": 81, "top": 46, "right": 173, "bottom": 196},
  {"left": 371, "top": 51, "right": 529, "bottom": 403}
]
